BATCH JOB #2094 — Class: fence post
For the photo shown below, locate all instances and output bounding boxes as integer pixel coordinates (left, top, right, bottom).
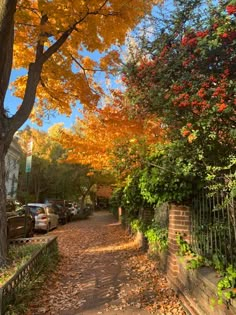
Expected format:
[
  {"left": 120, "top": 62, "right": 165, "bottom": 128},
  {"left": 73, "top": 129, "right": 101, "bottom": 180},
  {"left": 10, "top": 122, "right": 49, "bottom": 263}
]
[{"left": 167, "top": 203, "right": 191, "bottom": 285}]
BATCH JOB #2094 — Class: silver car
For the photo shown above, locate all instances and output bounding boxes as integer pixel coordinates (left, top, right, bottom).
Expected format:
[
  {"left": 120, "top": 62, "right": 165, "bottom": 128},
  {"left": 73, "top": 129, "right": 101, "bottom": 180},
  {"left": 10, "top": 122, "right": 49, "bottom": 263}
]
[{"left": 27, "top": 203, "right": 59, "bottom": 232}]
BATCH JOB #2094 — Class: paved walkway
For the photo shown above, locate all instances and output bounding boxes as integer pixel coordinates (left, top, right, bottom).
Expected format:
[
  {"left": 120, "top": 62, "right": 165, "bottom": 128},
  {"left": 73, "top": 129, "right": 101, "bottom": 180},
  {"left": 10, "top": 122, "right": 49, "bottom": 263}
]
[{"left": 27, "top": 211, "right": 186, "bottom": 315}]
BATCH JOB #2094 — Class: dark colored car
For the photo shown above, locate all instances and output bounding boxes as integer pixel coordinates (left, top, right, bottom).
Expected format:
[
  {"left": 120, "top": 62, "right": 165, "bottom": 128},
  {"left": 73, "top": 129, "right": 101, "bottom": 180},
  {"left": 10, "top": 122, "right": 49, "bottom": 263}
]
[
  {"left": 76, "top": 205, "right": 92, "bottom": 219},
  {"left": 7, "top": 209, "right": 34, "bottom": 239},
  {"left": 16, "top": 205, "right": 35, "bottom": 224},
  {"left": 49, "top": 200, "right": 72, "bottom": 223},
  {"left": 51, "top": 203, "right": 68, "bottom": 225},
  {"left": 6, "top": 200, "right": 16, "bottom": 212}
]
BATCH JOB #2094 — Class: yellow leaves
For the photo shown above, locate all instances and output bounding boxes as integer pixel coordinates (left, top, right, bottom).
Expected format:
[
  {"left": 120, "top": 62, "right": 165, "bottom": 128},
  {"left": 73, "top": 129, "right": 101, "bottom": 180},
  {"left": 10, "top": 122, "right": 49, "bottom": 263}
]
[
  {"left": 187, "top": 133, "right": 197, "bottom": 143},
  {"left": 48, "top": 123, "right": 64, "bottom": 140},
  {"left": 12, "top": 0, "right": 160, "bottom": 127},
  {"left": 82, "top": 57, "right": 97, "bottom": 71},
  {"left": 13, "top": 76, "right": 27, "bottom": 99},
  {"left": 100, "top": 50, "right": 121, "bottom": 72},
  {"left": 18, "top": 128, "right": 53, "bottom": 161},
  {"left": 129, "top": 138, "right": 138, "bottom": 144},
  {"left": 87, "top": 171, "right": 94, "bottom": 176}
]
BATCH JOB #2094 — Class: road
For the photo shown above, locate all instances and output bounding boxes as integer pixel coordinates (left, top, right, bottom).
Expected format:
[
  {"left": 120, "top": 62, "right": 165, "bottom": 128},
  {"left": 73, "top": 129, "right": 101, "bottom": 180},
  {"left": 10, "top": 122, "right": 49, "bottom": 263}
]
[{"left": 27, "top": 211, "right": 186, "bottom": 315}]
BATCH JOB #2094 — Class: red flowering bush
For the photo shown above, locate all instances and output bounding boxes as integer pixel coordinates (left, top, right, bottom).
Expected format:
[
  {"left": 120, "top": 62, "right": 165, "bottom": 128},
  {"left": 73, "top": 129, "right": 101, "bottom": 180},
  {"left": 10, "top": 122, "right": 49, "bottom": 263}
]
[
  {"left": 122, "top": 0, "right": 236, "bottom": 197},
  {"left": 226, "top": 4, "right": 236, "bottom": 14}
]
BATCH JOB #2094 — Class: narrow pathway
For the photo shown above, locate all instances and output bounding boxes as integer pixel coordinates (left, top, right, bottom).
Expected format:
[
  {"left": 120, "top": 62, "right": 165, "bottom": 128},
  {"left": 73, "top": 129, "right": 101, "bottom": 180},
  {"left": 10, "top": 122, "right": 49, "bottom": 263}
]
[{"left": 27, "top": 211, "right": 186, "bottom": 315}]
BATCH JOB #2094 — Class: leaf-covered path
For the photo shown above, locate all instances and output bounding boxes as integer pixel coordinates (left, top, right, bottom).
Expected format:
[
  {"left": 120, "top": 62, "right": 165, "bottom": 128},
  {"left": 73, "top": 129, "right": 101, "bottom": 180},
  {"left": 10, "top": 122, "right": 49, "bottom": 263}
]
[{"left": 27, "top": 211, "right": 186, "bottom": 315}]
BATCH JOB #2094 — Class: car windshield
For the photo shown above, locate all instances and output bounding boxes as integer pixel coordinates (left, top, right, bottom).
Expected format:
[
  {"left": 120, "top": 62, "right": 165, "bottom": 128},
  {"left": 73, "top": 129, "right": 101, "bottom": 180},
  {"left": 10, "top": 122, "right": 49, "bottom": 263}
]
[
  {"left": 53, "top": 204, "right": 62, "bottom": 212},
  {"left": 16, "top": 205, "right": 29, "bottom": 215},
  {"left": 28, "top": 206, "right": 45, "bottom": 216}
]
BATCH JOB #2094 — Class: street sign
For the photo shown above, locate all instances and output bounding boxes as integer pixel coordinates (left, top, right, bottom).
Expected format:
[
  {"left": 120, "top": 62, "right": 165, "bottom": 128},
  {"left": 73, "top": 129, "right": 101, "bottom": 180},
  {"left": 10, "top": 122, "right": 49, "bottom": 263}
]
[
  {"left": 25, "top": 139, "right": 33, "bottom": 173},
  {"left": 26, "top": 155, "right": 32, "bottom": 173}
]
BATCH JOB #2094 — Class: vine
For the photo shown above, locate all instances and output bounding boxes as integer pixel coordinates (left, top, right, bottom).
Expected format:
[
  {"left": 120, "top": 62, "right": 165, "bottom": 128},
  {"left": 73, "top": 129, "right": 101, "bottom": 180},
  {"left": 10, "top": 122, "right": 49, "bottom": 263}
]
[
  {"left": 176, "top": 234, "right": 236, "bottom": 304},
  {"left": 217, "top": 265, "right": 236, "bottom": 304},
  {"left": 130, "top": 219, "right": 145, "bottom": 234},
  {"left": 176, "top": 234, "right": 207, "bottom": 270},
  {"left": 145, "top": 222, "right": 168, "bottom": 252}
]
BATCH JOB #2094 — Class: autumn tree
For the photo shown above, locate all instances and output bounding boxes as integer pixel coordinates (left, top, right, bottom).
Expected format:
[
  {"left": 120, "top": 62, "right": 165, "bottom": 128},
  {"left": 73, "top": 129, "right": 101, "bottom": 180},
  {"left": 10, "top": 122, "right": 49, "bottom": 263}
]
[
  {"left": 17, "top": 127, "right": 61, "bottom": 202},
  {"left": 58, "top": 90, "right": 165, "bottom": 171},
  {"left": 0, "top": 0, "right": 159, "bottom": 264},
  {"left": 17, "top": 126, "right": 116, "bottom": 208}
]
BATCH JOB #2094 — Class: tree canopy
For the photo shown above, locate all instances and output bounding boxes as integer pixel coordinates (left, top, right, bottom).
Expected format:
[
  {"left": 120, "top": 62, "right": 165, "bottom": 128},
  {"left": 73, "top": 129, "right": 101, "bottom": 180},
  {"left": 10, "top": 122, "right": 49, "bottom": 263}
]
[
  {"left": 57, "top": 91, "right": 165, "bottom": 172},
  {"left": 0, "top": 0, "right": 160, "bottom": 264},
  {"left": 57, "top": 0, "right": 236, "bottom": 217}
]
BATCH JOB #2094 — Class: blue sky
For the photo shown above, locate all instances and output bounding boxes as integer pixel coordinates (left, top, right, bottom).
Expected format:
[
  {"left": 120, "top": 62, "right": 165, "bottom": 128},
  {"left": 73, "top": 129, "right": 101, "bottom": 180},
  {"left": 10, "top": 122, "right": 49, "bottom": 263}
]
[
  {"left": 6, "top": 49, "right": 121, "bottom": 132},
  {"left": 6, "top": 69, "right": 83, "bottom": 131}
]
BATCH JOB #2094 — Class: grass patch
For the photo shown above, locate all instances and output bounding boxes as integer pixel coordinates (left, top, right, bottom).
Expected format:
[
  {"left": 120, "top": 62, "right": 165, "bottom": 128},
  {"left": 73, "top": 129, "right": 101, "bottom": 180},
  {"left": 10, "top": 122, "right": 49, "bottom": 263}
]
[
  {"left": 0, "top": 243, "right": 43, "bottom": 286},
  {"left": 0, "top": 240, "right": 59, "bottom": 315}
]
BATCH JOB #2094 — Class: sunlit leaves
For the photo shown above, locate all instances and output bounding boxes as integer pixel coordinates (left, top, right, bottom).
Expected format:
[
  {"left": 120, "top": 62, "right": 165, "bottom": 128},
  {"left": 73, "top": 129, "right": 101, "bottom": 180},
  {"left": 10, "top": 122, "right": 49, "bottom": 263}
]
[
  {"left": 12, "top": 0, "right": 160, "bottom": 121},
  {"left": 57, "top": 91, "right": 165, "bottom": 172}
]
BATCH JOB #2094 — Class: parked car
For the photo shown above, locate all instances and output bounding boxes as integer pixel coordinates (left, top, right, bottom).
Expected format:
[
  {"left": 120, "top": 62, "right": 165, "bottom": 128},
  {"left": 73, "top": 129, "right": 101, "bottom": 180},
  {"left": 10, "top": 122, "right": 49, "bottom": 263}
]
[
  {"left": 7, "top": 210, "right": 34, "bottom": 239},
  {"left": 51, "top": 203, "right": 68, "bottom": 225},
  {"left": 27, "top": 203, "right": 59, "bottom": 232},
  {"left": 49, "top": 200, "right": 72, "bottom": 222},
  {"left": 76, "top": 205, "right": 92, "bottom": 219},
  {"left": 6, "top": 199, "right": 16, "bottom": 212},
  {"left": 7, "top": 199, "right": 23, "bottom": 212},
  {"left": 66, "top": 202, "right": 78, "bottom": 216}
]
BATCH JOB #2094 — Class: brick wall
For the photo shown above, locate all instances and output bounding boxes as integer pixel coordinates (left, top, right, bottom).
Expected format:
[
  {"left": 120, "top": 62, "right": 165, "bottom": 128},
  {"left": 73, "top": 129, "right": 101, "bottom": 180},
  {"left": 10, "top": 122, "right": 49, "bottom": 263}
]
[
  {"left": 167, "top": 204, "right": 191, "bottom": 282},
  {"left": 165, "top": 203, "right": 236, "bottom": 315},
  {"left": 139, "top": 207, "right": 154, "bottom": 227},
  {"left": 175, "top": 259, "right": 236, "bottom": 315}
]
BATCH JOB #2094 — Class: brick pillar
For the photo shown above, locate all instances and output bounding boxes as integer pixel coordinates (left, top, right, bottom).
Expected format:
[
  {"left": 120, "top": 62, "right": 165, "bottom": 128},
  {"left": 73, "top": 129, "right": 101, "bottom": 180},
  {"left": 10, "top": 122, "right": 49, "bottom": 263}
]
[
  {"left": 136, "top": 207, "right": 154, "bottom": 251},
  {"left": 167, "top": 204, "right": 191, "bottom": 284}
]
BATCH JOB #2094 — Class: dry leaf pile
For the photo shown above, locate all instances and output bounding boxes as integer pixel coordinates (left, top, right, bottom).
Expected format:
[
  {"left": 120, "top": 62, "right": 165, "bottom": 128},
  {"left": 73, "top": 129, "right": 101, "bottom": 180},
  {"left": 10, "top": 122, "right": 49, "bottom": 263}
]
[{"left": 27, "top": 211, "right": 186, "bottom": 315}]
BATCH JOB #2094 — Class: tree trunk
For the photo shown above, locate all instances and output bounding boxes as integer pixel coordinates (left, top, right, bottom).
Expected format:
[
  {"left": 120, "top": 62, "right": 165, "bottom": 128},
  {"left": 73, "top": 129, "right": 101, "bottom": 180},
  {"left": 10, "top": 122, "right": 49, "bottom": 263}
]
[
  {"left": 0, "top": 0, "right": 16, "bottom": 108},
  {"left": 80, "top": 195, "right": 86, "bottom": 211},
  {"left": 0, "top": 143, "right": 8, "bottom": 265},
  {"left": 35, "top": 185, "right": 40, "bottom": 202},
  {"left": 79, "top": 183, "right": 94, "bottom": 210}
]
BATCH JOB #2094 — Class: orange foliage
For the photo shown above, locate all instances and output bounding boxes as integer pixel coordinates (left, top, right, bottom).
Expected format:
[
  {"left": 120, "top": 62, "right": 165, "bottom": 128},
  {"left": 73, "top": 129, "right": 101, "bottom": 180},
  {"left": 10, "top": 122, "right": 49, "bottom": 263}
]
[
  {"left": 18, "top": 128, "right": 54, "bottom": 161},
  {"left": 57, "top": 91, "right": 166, "bottom": 171},
  {"left": 12, "top": 0, "right": 161, "bottom": 124}
]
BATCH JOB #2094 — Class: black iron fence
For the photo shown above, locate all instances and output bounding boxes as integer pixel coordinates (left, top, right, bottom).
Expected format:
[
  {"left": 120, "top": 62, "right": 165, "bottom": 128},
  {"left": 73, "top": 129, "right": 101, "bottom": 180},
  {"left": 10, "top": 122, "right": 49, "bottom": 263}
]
[{"left": 191, "top": 190, "right": 236, "bottom": 267}]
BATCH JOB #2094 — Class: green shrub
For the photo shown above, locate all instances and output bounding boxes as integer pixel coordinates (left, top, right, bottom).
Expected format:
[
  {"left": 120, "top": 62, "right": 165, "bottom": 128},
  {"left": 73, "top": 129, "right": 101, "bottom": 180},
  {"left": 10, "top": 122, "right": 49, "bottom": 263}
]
[
  {"left": 145, "top": 222, "right": 168, "bottom": 252},
  {"left": 130, "top": 219, "right": 144, "bottom": 234}
]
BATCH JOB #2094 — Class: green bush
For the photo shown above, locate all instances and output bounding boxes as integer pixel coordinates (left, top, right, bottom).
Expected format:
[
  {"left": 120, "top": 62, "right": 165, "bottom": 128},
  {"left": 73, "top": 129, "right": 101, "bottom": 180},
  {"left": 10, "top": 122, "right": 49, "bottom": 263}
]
[
  {"left": 130, "top": 218, "right": 145, "bottom": 234},
  {"left": 109, "top": 187, "right": 123, "bottom": 219},
  {"left": 145, "top": 222, "right": 168, "bottom": 252}
]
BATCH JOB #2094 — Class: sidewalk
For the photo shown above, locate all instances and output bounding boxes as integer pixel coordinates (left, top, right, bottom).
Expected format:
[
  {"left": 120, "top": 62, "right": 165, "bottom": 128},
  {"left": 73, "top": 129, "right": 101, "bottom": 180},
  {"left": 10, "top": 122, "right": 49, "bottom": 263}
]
[{"left": 27, "top": 211, "right": 186, "bottom": 315}]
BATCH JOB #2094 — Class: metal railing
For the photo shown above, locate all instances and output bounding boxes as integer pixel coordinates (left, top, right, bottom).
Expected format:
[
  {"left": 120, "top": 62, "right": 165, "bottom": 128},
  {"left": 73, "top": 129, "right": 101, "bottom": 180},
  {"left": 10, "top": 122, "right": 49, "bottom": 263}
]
[
  {"left": 0, "top": 236, "right": 58, "bottom": 315},
  {"left": 191, "top": 190, "right": 236, "bottom": 267}
]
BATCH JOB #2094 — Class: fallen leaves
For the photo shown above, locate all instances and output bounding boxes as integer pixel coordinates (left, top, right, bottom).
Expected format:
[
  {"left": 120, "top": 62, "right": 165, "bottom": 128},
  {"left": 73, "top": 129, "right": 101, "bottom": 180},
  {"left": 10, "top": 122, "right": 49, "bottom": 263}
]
[{"left": 27, "top": 212, "right": 186, "bottom": 315}]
